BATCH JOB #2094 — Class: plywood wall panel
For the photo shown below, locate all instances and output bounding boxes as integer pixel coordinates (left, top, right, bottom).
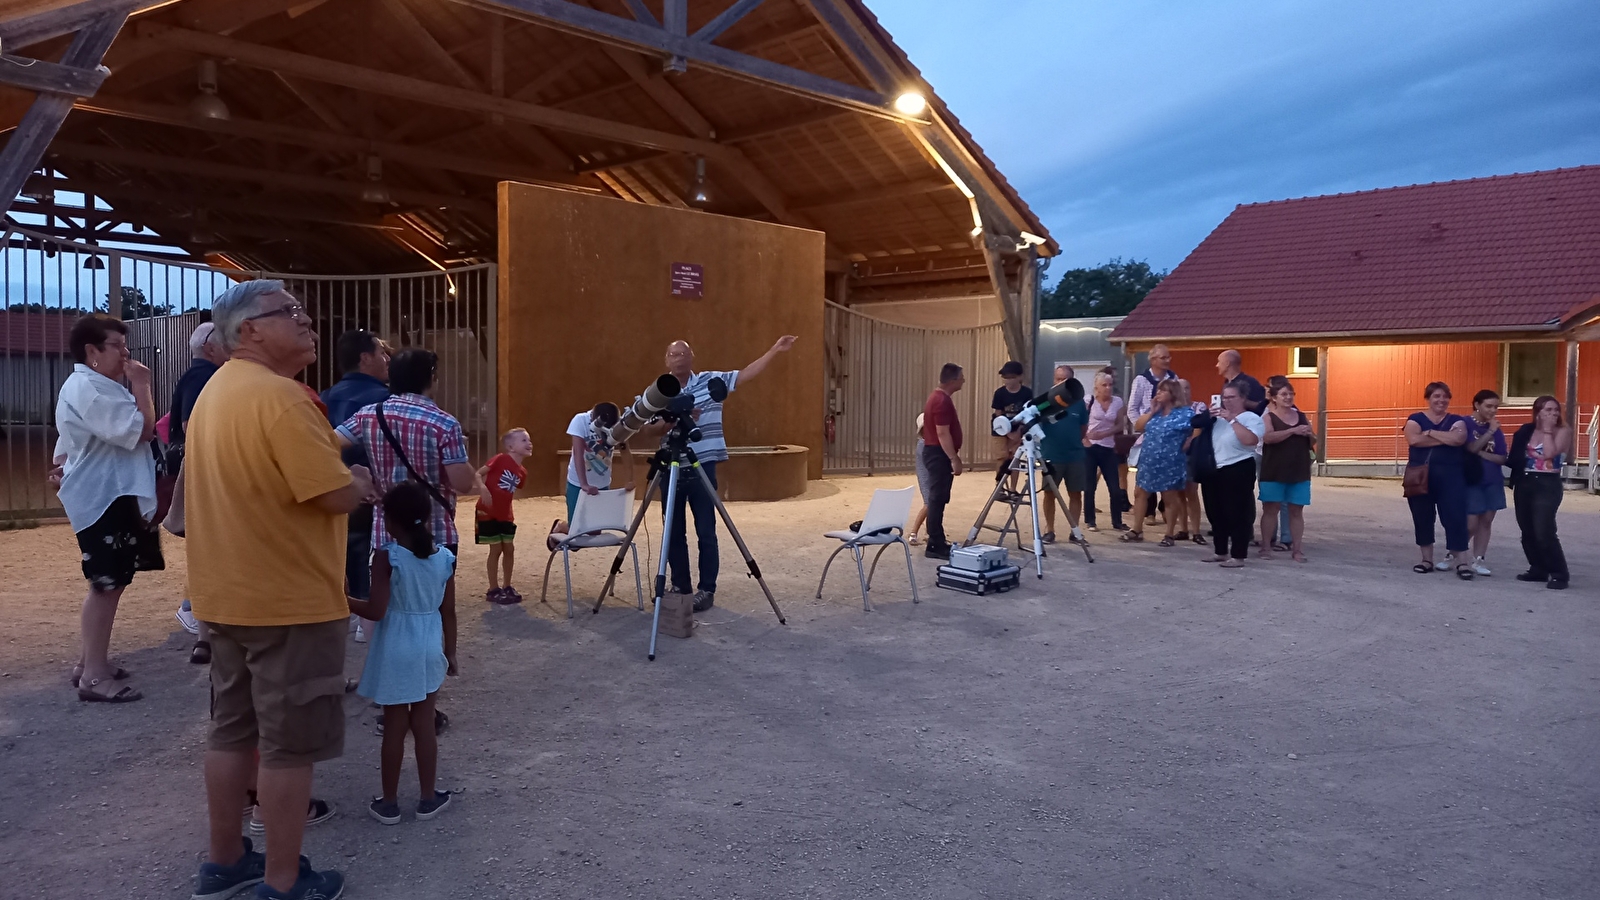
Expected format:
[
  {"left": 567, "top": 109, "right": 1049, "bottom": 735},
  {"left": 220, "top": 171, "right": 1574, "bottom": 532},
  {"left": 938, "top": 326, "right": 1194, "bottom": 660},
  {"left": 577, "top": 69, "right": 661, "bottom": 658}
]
[{"left": 498, "top": 183, "right": 826, "bottom": 495}]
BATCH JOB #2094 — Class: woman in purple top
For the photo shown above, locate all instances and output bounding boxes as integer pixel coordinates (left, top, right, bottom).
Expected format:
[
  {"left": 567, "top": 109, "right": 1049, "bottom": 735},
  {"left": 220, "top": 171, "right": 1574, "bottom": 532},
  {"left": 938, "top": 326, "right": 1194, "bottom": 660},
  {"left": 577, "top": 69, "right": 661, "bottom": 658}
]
[{"left": 1463, "top": 390, "right": 1508, "bottom": 576}]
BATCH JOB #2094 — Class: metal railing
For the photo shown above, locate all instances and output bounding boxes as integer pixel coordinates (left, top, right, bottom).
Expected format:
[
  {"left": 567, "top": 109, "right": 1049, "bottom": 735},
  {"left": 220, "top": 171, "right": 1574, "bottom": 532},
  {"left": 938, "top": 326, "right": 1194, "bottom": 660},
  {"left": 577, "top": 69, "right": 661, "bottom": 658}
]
[
  {"left": 1, "top": 225, "right": 495, "bottom": 522},
  {"left": 823, "top": 301, "right": 1008, "bottom": 474},
  {"left": 1318, "top": 405, "right": 1597, "bottom": 480},
  {"left": 1587, "top": 405, "right": 1598, "bottom": 492}
]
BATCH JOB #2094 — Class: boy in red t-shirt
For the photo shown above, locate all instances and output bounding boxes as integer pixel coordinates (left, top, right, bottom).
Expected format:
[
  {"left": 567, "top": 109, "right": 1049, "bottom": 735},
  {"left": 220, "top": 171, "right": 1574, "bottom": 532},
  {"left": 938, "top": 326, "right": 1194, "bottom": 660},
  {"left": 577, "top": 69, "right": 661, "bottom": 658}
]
[{"left": 476, "top": 427, "right": 531, "bottom": 603}]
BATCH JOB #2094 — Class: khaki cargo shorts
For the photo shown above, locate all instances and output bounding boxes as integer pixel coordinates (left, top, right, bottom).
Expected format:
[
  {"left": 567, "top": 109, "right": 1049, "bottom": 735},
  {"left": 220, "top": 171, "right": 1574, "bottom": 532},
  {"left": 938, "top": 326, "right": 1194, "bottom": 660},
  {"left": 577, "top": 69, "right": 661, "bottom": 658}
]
[{"left": 206, "top": 618, "right": 347, "bottom": 768}]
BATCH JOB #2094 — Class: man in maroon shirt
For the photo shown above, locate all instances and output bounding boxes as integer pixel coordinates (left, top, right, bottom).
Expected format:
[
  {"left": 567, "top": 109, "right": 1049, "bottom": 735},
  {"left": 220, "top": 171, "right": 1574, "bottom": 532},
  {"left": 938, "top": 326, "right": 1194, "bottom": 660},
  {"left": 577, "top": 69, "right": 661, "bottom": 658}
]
[{"left": 920, "top": 363, "right": 967, "bottom": 559}]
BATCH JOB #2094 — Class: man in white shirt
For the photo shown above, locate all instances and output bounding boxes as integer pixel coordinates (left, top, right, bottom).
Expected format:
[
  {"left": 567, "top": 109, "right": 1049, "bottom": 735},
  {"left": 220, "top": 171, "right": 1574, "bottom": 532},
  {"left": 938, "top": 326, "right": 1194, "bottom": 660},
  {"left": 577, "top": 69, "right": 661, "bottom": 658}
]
[{"left": 660, "top": 335, "right": 796, "bottom": 612}]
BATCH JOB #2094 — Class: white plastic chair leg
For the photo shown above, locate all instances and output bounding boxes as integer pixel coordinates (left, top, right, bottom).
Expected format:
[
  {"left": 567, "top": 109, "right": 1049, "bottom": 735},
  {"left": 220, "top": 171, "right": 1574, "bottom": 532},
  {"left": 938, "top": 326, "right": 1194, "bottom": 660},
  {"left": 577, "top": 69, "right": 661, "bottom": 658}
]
[
  {"left": 630, "top": 543, "right": 644, "bottom": 610},
  {"left": 562, "top": 547, "right": 574, "bottom": 619},
  {"left": 900, "top": 537, "right": 920, "bottom": 604},
  {"left": 853, "top": 545, "right": 872, "bottom": 612},
  {"left": 816, "top": 544, "right": 849, "bottom": 598},
  {"left": 539, "top": 550, "right": 559, "bottom": 606}
]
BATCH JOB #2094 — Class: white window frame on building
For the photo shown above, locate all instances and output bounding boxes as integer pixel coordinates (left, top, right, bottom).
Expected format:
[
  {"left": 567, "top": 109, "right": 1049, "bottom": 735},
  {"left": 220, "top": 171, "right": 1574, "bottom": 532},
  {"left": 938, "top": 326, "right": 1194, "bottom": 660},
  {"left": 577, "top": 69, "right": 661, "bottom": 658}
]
[
  {"left": 1288, "top": 346, "right": 1319, "bottom": 376},
  {"left": 1501, "top": 341, "right": 1560, "bottom": 405}
]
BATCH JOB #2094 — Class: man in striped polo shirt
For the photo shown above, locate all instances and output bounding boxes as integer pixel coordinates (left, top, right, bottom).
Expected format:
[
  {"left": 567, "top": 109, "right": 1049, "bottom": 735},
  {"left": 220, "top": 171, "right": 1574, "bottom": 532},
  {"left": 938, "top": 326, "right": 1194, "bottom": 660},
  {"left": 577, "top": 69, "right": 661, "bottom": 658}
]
[{"left": 662, "top": 335, "right": 796, "bottom": 612}]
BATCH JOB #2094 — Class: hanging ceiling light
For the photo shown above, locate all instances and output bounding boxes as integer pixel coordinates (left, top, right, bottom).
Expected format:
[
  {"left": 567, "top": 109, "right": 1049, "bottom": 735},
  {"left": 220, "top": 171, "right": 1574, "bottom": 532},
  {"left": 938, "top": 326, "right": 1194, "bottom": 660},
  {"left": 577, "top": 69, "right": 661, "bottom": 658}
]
[
  {"left": 82, "top": 254, "right": 105, "bottom": 270},
  {"left": 189, "top": 59, "right": 231, "bottom": 121},
  {"left": 689, "top": 157, "right": 710, "bottom": 207},
  {"left": 361, "top": 156, "right": 392, "bottom": 205},
  {"left": 893, "top": 90, "right": 927, "bottom": 117}
]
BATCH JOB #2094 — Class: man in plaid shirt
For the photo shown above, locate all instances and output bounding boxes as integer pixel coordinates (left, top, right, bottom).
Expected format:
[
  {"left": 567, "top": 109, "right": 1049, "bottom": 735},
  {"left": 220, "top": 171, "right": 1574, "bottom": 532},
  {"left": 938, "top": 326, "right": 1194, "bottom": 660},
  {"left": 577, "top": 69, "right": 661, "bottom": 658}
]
[{"left": 337, "top": 349, "right": 483, "bottom": 674}]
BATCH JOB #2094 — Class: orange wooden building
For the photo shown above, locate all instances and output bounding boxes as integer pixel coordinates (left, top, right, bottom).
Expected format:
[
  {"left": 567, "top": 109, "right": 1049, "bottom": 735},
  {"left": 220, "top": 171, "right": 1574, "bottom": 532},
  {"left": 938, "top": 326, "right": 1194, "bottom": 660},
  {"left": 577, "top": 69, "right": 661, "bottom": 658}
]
[{"left": 1109, "top": 167, "right": 1600, "bottom": 472}]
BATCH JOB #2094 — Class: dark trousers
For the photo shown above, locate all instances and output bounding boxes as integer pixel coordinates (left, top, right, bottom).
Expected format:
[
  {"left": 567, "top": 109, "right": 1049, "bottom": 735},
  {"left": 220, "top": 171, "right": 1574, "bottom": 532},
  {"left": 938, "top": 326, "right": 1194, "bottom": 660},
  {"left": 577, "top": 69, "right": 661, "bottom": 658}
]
[
  {"left": 1201, "top": 458, "right": 1257, "bottom": 559},
  {"left": 921, "top": 444, "right": 955, "bottom": 550},
  {"left": 346, "top": 504, "right": 374, "bottom": 600},
  {"left": 1407, "top": 467, "right": 1469, "bottom": 553},
  {"left": 1514, "top": 474, "right": 1568, "bottom": 580},
  {"left": 1084, "top": 444, "right": 1126, "bottom": 528},
  {"left": 667, "top": 461, "right": 719, "bottom": 594}
]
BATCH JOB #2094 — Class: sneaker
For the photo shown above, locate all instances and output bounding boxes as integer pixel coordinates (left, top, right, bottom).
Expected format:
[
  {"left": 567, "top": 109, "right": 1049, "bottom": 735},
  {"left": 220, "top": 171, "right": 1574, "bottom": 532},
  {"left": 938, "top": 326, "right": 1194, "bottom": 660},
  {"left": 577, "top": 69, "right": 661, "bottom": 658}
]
[
  {"left": 368, "top": 798, "right": 401, "bottom": 826},
  {"left": 924, "top": 544, "right": 951, "bottom": 561},
  {"left": 1470, "top": 557, "right": 1492, "bottom": 577},
  {"left": 504, "top": 586, "right": 524, "bottom": 604},
  {"left": 252, "top": 857, "right": 343, "bottom": 900},
  {"left": 485, "top": 587, "right": 503, "bottom": 603},
  {"left": 1068, "top": 529, "right": 1087, "bottom": 545},
  {"left": 176, "top": 605, "right": 200, "bottom": 635},
  {"left": 192, "top": 836, "right": 265, "bottom": 900},
  {"left": 416, "top": 790, "right": 452, "bottom": 820},
  {"left": 1085, "top": 523, "right": 1098, "bottom": 533},
  {"left": 251, "top": 799, "right": 336, "bottom": 834},
  {"left": 352, "top": 624, "right": 367, "bottom": 644},
  {"left": 692, "top": 590, "right": 716, "bottom": 613},
  {"left": 1113, "top": 523, "right": 1131, "bottom": 532}
]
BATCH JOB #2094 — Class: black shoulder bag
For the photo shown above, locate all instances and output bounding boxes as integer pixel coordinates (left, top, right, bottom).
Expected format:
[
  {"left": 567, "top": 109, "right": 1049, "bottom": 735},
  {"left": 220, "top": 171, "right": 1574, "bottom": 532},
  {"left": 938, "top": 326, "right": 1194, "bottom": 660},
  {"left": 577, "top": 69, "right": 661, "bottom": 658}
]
[{"left": 374, "top": 401, "right": 451, "bottom": 511}]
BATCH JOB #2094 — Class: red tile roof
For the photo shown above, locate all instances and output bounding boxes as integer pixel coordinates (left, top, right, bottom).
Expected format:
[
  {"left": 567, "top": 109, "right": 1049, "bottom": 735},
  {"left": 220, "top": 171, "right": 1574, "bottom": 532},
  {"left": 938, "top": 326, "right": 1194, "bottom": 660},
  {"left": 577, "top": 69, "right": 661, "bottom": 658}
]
[
  {"left": 0, "top": 309, "right": 79, "bottom": 355},
  {"left": 1109, "top": 165, "right": 1600, "bottom": 343}
]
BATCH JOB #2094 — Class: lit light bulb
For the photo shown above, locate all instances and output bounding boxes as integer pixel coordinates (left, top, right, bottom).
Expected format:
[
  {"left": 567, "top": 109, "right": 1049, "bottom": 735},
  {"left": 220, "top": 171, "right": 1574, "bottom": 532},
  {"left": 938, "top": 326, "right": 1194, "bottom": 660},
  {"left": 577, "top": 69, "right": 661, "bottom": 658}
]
[{"left": 893, "top": 91, "right": 927, "bottom": 116}]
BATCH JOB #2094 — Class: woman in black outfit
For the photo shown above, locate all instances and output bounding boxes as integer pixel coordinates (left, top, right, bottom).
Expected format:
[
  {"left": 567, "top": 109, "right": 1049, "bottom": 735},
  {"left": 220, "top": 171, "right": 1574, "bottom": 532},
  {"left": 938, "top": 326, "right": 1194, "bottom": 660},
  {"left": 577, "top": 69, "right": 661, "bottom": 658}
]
[{"left": 1507, "top": 395, "right": 1572, "bottom": 590}]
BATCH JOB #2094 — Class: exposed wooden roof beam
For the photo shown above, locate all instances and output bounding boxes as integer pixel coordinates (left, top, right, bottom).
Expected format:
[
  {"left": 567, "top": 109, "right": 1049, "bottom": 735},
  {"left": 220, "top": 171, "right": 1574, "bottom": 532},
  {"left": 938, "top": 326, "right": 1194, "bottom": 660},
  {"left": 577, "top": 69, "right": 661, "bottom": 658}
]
[
  {"left": 0, "top": 0, "right": 156, "bottom": 48},
  {"left": 693, "top": 0, "right": 765, "bottom": 43},
  {"left": 791, "top": 175, "right": 954, "bottom": 212},
  {"left": 73, "top": 95, "right": 594, "bottom": 189},
  {"left": 719, "top": 107, "right": 850, "bottom": 144},
  {"left": 850, "top": 264, "right": 989, "bottom": 288},
  {"left": 452, "top": 0, "right": 911, "bottom": 120},
  {"left": 377, "top": 0, "right": 482, "bottom": 90},
  {"left": 0, "top": 50, "right": 106, "bottom": 96},
  {"left": 137, "top": 22, "right": 726, "bottom": 156},
  {"left": 47, "top": 140, "right": 496, "bottom": 213},
  {"left": 26, "top": 174, "right": 403, "bottom": 230}
]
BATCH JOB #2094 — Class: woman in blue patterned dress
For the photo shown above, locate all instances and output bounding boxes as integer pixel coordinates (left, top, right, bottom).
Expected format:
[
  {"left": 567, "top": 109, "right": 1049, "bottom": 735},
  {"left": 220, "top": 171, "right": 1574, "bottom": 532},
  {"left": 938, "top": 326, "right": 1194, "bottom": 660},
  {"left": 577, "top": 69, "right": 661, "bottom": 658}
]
[{"left": 1122, "top": 378, "right": 1194, "bottom": 545}]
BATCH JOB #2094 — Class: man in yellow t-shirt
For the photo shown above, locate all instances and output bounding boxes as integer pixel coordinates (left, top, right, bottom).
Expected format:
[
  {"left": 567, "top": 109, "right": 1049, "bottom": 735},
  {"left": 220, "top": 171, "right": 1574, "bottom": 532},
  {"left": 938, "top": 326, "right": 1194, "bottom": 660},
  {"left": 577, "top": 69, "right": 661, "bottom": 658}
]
[{"left": 185, "top": 280, "right": 374, "bottom": 900}]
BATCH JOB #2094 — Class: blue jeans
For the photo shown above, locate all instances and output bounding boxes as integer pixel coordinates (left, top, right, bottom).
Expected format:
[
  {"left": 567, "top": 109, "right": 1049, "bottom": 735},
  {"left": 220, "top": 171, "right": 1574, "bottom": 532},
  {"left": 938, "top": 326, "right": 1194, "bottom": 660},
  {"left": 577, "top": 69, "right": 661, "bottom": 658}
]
[{"left": 667, "top": 461, "right": 719, "bottom": 594}]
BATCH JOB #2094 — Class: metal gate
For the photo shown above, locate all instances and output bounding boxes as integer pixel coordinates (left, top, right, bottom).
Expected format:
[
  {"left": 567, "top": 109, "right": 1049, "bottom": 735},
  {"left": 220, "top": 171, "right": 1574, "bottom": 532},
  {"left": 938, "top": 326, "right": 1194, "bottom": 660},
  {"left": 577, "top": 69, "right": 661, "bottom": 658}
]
[
  {"left": 824, "top": 300, "right": 1008, "bottom": 474},
  {"left": 1, "top": 224, "right": 495, "bottom": 523}
]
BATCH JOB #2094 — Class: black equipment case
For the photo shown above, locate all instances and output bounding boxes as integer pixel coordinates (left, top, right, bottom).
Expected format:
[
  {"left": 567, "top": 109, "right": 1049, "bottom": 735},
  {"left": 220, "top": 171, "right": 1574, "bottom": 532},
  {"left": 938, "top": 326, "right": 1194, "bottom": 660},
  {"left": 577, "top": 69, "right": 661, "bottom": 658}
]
[{"left": 935, "top": 564, "right": 1022, "bottom": 596}]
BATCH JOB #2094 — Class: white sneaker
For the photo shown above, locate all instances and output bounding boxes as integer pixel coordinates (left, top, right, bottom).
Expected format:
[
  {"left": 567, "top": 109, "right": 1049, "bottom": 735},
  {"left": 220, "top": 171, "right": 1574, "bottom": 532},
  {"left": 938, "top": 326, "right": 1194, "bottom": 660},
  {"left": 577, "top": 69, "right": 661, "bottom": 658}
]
[
  {"left": 175, "top": 606, "right": 200, "bottom": 635},
  {"left": 1471, "top": 558, "right": 1492, "bottom": 577},
  {"left": 1433, "top": 559, "right": 1451, "bottom": 572},
  {"left": 353, "top": 624, "right": 368, "bottom": 644}
]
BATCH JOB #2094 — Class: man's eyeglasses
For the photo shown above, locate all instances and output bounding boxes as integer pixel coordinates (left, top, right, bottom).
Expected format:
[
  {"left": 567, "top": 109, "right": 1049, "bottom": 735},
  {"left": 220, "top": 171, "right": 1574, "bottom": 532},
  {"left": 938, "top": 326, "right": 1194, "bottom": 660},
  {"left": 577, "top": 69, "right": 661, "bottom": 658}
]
[{"left": 245, "top": 303, "right": 310, "bottom": 324}]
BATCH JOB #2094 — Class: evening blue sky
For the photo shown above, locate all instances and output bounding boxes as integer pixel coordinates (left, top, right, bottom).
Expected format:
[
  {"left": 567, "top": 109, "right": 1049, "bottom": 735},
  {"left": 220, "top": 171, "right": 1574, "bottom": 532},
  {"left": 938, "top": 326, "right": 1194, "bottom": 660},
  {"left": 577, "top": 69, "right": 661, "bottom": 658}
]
[{"left": 869, "top": 0, "right": 1600, "bottom": 276}]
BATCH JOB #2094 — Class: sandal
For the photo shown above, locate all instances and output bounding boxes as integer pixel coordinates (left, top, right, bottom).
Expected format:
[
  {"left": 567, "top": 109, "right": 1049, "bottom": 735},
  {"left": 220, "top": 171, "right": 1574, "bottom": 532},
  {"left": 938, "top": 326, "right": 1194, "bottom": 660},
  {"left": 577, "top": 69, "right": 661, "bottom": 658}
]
[
  {"left": 1191, "top": 533, "right": 1207, "bottom": 545},
  {"left": 1272, "top": 542, "right": 1291, "bottom": 552},
  {"left": 69, "top": 666, "right": 129, "bottom": 688},
  {"left": 1173, "top": 531, "right": 1189, "bottom": 541},
  {"left": 1158, "top": 536, "right": 1175, "bottom": 547},
  {"left": 908, "top": 532, "right": 920, "bottom": 546},
  {"left": 434, "top": 710, "right": 450, "bottom": 735},
  {"left": 77, "top": 677, "right": 142, "bottom": 703},
  {"left": 1412, "top": 563, "right": 1433, "bottom": 574},
  {"left": 1119, "top": 532, "right": 1145, "bottom": 543},
  {"left": 1455, "top": 564, "right": 1475, "bottom": 581},
  {"left": 189, "top": 641, "right": 211, "bottom": 665}
]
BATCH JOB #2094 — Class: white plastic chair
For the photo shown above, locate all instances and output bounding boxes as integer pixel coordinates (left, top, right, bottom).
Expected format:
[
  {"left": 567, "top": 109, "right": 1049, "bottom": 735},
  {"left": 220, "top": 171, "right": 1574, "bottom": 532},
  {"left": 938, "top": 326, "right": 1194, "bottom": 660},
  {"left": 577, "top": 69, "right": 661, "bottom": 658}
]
[
  {"left": 540, "top": 488, "right": 643, "bottom": 618},
  {"left": 816, "top": 486, "right": 920, "bottom": 611}
]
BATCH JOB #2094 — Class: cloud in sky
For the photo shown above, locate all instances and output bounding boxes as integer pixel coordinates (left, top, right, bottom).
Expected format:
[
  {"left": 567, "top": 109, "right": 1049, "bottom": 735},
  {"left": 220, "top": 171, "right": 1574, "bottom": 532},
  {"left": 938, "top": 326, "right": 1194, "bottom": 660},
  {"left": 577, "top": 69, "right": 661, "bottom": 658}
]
[{"left": 868, "top": 0, "right": 1600, "bottom": 274}]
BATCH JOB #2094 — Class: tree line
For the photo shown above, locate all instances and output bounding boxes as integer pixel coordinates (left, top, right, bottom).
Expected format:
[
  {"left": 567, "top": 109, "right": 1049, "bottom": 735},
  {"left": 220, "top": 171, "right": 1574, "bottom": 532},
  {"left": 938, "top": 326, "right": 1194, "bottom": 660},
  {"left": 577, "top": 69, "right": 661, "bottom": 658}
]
[{"left": 1038, "top": 258, "right": 1166, "bottom": 319}]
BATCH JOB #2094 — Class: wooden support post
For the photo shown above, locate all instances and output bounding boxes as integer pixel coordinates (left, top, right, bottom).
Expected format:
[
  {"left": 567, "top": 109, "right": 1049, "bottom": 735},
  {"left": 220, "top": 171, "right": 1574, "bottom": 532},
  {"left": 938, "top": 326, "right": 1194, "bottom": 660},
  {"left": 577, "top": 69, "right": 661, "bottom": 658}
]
[
  {"left": 1316, "top": 346, "right": 1330, "bottom": 471},
  {"left": 1016, "top": 248, "right": 1040, "bottom": 375},
  {"left": 0, "top": 11, "right": 126, "bottom": 217},
  {"left": 1565, "top": 339, "right": 1579, "bottom": 448}
]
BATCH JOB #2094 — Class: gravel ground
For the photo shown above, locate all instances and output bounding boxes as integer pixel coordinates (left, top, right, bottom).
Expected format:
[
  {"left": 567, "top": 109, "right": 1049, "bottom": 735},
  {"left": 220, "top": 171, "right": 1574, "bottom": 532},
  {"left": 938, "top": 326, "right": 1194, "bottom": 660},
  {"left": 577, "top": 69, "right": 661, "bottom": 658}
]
[{"left": 1, "top": 474, "right": 1596, "bottom": 899}]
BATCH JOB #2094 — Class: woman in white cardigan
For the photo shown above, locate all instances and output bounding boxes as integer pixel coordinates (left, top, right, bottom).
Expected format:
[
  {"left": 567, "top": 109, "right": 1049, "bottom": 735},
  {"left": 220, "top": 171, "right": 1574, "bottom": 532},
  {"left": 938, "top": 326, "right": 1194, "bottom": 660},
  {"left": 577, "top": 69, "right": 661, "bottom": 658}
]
[{"left": 51, "top": 314, "right": 162, "bottom": 702}]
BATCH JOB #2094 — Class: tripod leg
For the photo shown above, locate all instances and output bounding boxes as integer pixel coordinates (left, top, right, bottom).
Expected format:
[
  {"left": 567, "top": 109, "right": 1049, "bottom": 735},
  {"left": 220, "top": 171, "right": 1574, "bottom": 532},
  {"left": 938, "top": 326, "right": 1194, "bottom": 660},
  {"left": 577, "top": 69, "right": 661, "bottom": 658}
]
[
  {"left": 1025, "top": 443, "right": 1045, "bottom": 578},
  {"left": 631, "top": 542, "right": 644, "bottom": 610},
  {"left": 594, "top": 470, "right": 662, "bottom": 613},
  {"left": 648, "top": 465, "right": 681, "bottom": 661},
  {"left": 692, "top": 463, "right": 787, "bottom": 625}
]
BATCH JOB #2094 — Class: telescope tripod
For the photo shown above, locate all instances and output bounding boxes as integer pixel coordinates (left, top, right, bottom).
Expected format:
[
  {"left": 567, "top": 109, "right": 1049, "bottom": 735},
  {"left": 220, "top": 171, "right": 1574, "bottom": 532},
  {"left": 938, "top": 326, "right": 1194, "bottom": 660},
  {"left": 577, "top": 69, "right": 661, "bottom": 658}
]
[
  {"left": 959, "top": 430, "right": 1095, "bottom": 577},
  {"left": 594, "top": 445, "right": 785, "bottom": 659}
]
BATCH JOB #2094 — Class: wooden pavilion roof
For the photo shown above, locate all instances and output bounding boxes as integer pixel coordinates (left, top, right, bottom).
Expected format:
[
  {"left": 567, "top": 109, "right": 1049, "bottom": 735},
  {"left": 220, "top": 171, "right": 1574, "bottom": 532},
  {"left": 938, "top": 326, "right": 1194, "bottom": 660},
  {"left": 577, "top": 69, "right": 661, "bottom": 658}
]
[{"left": 0, "top": 0, "right": 1055, "bottom": 314}]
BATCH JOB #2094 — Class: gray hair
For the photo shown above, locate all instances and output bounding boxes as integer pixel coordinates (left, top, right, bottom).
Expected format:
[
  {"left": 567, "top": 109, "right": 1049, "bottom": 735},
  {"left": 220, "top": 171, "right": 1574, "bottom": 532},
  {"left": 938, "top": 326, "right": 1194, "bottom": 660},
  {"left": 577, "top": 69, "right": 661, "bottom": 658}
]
[
  {"left": 188, "top": 322, "right": 217, "bottom": 357},
  {"left": 212, "top": 279, "right": 289, "bottom": 350},
  {"left": 1094, "top": 371, "right": 1114, "bottom": 388}
]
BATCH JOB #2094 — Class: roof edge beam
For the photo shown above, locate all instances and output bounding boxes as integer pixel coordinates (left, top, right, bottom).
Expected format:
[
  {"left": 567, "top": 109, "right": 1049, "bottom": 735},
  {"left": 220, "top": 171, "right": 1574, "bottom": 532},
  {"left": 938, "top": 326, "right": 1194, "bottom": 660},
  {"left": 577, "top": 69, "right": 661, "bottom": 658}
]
[
  {"left": 451, "top": 0, "right": 913, "bottom": 121},
  {"left": 0, "top": 0, "right": 152, "bottom": 48}
]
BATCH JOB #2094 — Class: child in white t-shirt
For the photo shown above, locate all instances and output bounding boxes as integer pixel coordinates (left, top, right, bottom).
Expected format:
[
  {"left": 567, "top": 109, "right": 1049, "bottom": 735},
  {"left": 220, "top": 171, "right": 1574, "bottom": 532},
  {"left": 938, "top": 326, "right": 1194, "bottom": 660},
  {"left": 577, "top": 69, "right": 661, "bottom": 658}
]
[{"left": 548, "top": 403, "right": 635, "bottom": 548}]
